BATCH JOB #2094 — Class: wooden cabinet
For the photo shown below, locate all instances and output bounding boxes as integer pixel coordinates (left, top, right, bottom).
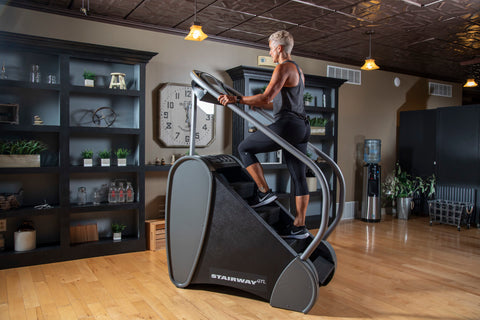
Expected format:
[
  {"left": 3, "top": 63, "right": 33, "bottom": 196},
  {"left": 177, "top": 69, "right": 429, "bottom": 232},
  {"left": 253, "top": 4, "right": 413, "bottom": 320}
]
[
  {"left": 399, "top": 105, "right": 480, "bottom": 226},
  {"left": 226, "top": 66, "right": 344, "bottom": 227},
  {"left": 0, "top": 31, "right": 156, "bottom": 269}
]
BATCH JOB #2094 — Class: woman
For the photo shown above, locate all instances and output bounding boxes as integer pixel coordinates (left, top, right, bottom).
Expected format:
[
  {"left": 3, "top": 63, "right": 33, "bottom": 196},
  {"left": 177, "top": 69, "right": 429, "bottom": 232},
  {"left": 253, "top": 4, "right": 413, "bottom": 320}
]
[{"left": 218, "top": 30, "right": 310, "bottom": 239}]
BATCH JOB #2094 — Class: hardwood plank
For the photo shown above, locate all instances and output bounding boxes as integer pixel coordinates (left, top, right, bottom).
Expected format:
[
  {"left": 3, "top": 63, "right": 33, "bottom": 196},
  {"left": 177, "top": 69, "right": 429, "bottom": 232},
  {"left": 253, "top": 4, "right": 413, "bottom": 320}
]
[{"left": 3, "top": 216, "right": 480, "bottom": 320}]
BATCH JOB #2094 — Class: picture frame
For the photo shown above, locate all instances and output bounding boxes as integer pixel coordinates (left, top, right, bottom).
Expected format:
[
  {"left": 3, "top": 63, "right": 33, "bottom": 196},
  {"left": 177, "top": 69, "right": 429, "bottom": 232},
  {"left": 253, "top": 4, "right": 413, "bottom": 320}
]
[{"left": 0, "top": 103, "right": 19, "bottom": 124}]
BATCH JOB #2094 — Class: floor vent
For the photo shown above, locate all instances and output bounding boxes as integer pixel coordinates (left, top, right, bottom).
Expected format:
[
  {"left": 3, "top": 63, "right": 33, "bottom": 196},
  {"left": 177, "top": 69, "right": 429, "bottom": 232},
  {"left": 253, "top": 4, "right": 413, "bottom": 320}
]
[
  {"left": 429, "top": 82, "right": 452, "bottom": 97},
  {"left": 327, "top": 65, "right": 361, "bottom": 85}
]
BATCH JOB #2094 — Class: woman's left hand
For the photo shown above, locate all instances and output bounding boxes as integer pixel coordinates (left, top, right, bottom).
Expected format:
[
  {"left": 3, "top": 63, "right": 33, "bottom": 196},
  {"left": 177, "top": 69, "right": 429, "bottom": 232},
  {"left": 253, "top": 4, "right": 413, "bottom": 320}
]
[{"left": 218, "top": 95, "right": 236, "bottom": 106}]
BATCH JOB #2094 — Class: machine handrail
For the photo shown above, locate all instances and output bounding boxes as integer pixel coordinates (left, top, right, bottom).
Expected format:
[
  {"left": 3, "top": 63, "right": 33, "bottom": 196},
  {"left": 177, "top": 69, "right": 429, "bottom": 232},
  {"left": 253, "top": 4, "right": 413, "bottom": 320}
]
[
  {"left": 190, "top": 70, "right": 340, "bottom": 261},
  {"left": 254, "top": 109, "right": 345, "bottom": 241}
]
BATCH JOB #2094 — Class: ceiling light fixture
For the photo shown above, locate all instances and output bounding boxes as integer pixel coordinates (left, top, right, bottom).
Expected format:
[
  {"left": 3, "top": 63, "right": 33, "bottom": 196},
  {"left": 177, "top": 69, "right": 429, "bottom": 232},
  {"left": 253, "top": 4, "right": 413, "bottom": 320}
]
[
  {"left": 463, "top": 78, "right": 478, "bottom": 87},
  {"left": 185, "top": 0, "right": 208, "bottom": 41},
  {"left": 361, "top": 31, "right": 380, "bottom": 71}
]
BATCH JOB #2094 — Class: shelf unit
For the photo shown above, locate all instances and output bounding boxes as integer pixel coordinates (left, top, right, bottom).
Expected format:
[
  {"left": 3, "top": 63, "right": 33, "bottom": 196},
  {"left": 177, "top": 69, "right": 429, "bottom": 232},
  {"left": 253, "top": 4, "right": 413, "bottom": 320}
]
[
  {"left": 226, "top": 66, "right": 345, "bottom": 227},
  {"left": 0, "top": 31, "right": 156, "bottom": 269}
]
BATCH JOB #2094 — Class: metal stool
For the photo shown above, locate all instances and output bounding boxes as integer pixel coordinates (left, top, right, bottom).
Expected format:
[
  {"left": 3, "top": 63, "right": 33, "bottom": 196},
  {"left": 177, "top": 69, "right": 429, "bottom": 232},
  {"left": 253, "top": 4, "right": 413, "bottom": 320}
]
[{"left": 109, "top": 72, "right": 126, "bottom": 89}]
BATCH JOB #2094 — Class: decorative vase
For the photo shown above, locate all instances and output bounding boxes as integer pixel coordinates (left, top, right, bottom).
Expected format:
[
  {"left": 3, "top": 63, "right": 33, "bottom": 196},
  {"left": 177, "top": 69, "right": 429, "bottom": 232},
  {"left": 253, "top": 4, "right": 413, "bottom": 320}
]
[
  {"left": 113, "top": 232, "right": 122, "bottom": 241},
  {"left": 397, "top": 197, "right": 414, "bottom": 220},
  {"left": 83, "top": 158, "right": 93, "bottom": 167},
  {"left": 84, "top": 79, "right": 94, "bottom": 87},
  {"left": 14, "top": 230, "right": 36, "bottom": 251},
  {"left": 101, "top": 158, "right": 110, "bottom": 167},
  {"left": 117, "top": 158, "right": 127, "bottom": 166},
  {"left": 0, "top": 154, "right": 40, "bottom": 168}
]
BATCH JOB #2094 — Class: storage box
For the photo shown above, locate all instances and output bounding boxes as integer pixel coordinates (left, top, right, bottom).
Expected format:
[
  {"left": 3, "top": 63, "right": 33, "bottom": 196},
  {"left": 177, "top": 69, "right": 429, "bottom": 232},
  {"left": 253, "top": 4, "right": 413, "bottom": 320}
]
[
  {"left": 70, "top": 224, "right": 99, "bottom": 244},
  {"left": 146, "top": 219, "right": 165, "bottom": 250}
]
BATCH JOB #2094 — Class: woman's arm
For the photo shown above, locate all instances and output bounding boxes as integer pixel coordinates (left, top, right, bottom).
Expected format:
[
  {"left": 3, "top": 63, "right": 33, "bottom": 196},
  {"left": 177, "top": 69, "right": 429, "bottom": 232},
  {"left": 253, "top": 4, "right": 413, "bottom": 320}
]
[{"left": 218, "top": 63, "right": 290, "bottom": 109}]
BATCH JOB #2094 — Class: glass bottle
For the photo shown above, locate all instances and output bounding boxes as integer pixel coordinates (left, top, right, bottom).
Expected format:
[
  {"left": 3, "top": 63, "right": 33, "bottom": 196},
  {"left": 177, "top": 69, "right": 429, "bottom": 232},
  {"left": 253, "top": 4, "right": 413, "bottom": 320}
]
[
  {"left": 117, "top": 182, "right": 125, "bottom": 203},
  {"left": 125, "top": 182, "right": 134, "bottom": 203},
  {"left": 77, "top": 187, "right": 87, "bottom": 205},
  {"left": 0, "top": 62, "right": 7, "bottom": 80},
  {"left": 108, "top": 182, "right": 117, "bottom": 203},
  {"left": 30, "top": 64, "right": 40, "bottom": 83}
]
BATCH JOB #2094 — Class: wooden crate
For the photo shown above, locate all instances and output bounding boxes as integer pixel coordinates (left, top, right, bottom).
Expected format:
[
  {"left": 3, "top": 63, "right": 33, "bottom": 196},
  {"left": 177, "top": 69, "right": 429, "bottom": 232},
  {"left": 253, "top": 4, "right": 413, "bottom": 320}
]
[{"left": 146, "top": 219, "right": 165, "bottom": 251}]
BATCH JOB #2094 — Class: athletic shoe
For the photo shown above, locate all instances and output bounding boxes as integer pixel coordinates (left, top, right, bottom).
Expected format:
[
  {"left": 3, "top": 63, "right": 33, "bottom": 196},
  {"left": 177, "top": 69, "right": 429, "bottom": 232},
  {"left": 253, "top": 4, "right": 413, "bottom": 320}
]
[
  {"left": 281, "top": 225, "right": 310, "bottom": 239},
  {"left": 251, "top": 189, "right": 278, "bottom": 208}
]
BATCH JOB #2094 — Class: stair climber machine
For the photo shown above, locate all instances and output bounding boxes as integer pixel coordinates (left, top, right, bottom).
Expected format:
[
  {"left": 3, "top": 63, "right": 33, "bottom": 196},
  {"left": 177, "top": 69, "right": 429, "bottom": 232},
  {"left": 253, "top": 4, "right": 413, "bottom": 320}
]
[{"left": 165, "top": 70, "right": 346, "bottom": 313}]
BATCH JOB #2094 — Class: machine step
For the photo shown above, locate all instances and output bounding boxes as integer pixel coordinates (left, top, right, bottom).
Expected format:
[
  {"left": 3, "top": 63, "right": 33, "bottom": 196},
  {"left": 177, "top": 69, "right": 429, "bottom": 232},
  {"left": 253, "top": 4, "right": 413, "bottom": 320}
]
[{"left": 311, "top": 254, "right": 335, "bottom": 285}]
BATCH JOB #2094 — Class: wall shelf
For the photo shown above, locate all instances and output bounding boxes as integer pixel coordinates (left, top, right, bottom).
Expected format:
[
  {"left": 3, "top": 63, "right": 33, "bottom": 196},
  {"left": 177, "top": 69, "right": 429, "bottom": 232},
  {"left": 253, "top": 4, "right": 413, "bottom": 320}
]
[{"left": 0, "top": 31, "right": 157, "bottom": 269}]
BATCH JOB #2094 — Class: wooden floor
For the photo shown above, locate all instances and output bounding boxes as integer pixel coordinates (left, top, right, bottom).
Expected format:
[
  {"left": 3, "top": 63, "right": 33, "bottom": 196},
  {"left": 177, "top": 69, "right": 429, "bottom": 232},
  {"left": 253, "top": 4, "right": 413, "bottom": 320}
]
[{"left": 1, "top": 215, "right": 479, "bottom": 320}]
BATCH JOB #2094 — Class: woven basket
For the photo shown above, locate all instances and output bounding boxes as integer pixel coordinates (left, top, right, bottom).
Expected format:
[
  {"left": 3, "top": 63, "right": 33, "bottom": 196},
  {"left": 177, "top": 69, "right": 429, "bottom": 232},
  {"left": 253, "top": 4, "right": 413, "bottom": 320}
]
[{"left": 0, "top": 190, "right": 23, "bottom": 210}]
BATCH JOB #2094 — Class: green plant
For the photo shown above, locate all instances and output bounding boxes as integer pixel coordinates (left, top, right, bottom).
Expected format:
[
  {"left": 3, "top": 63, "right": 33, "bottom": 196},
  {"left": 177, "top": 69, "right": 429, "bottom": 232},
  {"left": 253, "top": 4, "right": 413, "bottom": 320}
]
[
  {"left": 83, "top": 70, "right": 95, "bottom": 80},
  {"left": 388, "top": 163, "right": 421, "bottom": 198},
  {"left": 0, "top": 140, "right": 47, "bottom": 155},
  {"left": 111, "top": 223, "right": 126, "bottom": 233},
  {"left": 309, "top": 117, "right": 328, "bottom": 127},
  {"left": 303, "top": 92, "right": 313, "bottom": 102},
  {"left": 98, "top": 149, "right": 111, "bottom": 159},
  {"left": 81, "top": 149, "right": 93, "bottom": 159},
  {"left": 115, "top": 148, "right": 131, "bottom": 158}
]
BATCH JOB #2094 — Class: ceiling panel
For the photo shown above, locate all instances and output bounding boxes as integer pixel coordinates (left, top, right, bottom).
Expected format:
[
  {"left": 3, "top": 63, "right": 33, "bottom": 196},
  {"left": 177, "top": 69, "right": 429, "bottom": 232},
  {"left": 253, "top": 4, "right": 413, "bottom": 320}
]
[{"left": 4, "top": 0, "right": 480, "bottom": 83}]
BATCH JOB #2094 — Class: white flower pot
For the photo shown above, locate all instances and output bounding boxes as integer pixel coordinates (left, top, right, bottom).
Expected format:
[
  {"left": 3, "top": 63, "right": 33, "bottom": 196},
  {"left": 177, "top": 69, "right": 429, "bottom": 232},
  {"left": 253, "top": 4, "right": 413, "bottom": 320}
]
[
  {"left": 117, "top": 158, "right": 127, "bottom": 166},
  {"left": 113, "top": 232, "right": 122, "bottom": 241},
  {"left": 84, "top": 79, "right": 94, "bottom": 87},
  {"left": 101, "top": 159, "right": 110, "bottom": 167},
  {"left": 83, "top": 158, "right": 93, "bottom": 167}
]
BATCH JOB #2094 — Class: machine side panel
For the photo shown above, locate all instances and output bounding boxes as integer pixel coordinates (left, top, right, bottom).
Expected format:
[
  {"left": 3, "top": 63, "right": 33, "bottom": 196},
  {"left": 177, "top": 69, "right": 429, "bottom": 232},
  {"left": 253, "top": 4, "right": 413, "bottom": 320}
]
[
  {"left": 166, "top": 158, "right": 213, "bottom": 287},
  {"left": 270, "top": 256, "right": 318, "bottom": 313},
  {"left": 190, "top": 176, "right": 297, "bottom": 300}
]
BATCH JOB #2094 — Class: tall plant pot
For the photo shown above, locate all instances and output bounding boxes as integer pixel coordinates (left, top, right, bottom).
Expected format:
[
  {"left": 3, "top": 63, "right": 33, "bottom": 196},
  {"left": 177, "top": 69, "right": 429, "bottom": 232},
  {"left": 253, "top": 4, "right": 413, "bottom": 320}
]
[{"left": 397, "top": 197, "right": 414, "bottom": 220}]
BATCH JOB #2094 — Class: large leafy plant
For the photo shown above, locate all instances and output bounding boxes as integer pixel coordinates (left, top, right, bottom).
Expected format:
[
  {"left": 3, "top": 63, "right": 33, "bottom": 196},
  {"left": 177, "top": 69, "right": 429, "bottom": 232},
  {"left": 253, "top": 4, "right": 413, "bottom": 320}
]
[
  {"left": 0, "top": 140, "right": 47, "bottom": 155},
  {"left": 384, "top": 163, "right": 435, "bottom": 199}
]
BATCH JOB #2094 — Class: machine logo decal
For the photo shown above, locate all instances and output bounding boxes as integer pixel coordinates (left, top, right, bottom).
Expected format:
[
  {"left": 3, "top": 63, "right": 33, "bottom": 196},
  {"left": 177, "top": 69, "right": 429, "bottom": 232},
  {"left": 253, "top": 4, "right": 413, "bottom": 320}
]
[{"left": 209, "top": 268, "right": 267, "bottom": 294}]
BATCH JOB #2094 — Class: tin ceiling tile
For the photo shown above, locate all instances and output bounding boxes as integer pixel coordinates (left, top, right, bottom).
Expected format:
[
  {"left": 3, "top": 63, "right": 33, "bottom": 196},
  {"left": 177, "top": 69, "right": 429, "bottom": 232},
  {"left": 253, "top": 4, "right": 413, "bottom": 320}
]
[{"left": 6, "top": 0, "right": 480, "bottom": 82}]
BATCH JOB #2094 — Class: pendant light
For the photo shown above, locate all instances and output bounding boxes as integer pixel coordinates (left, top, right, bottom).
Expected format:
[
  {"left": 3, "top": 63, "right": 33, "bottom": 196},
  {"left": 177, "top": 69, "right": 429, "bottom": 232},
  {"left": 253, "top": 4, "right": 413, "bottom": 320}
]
[
  {"left": 463, "top": 78, "right": 478, "bottom": 87},
  {"left": 185, "top": 0, "right": 208, "bottom": 41},
  {"left": 361, "top": 31, "right": 380, "bottom": 71}
]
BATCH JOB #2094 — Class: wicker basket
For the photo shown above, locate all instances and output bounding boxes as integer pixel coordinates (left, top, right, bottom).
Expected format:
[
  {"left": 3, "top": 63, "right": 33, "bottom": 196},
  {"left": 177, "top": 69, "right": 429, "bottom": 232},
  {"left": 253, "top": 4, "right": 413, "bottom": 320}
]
[{"left": 0, "top": 189, "right": 23, "bottom": 210}]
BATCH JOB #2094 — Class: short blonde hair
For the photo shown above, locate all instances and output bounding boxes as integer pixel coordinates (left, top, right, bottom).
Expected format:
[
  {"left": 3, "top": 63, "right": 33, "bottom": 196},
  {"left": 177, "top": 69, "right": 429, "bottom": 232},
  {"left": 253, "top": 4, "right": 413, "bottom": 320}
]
[{"left": 268, "top": 30, "right": 294, "bottom": 55}]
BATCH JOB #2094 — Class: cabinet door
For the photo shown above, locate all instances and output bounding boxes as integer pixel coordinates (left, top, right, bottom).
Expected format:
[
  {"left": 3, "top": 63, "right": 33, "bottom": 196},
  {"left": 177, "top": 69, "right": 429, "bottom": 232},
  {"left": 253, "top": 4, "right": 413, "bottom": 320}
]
[
  {"left": 436, "top": 106, "right": 480, "bottom": 185},
  {"left": 398, "top": 109, "right": 436, "bottom": 177}
]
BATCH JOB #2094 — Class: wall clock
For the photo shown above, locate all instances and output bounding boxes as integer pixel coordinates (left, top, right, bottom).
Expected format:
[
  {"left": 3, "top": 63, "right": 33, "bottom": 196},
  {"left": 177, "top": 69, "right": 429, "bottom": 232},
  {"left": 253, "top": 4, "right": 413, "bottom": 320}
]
[{"left": 158, "top": 83, "right": 215, "bottom": 147}]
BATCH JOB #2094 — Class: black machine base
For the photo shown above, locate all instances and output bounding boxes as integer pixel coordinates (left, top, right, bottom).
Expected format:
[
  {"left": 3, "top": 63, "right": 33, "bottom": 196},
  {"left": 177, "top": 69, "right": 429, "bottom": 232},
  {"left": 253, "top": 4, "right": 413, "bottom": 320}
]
[{"left": 166, "top": 155, "right": 337, "bottom": 313}]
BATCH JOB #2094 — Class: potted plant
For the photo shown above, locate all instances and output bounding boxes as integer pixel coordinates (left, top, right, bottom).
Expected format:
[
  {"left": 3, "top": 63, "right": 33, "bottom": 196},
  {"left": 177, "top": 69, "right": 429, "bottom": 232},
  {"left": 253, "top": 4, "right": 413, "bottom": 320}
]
[
  {"left": 98, "top": 149, "right": 111, "bottom": 167},
  {"left": 386, "top": 163, "right": 421, "bottom": 220},
  {"left": 83, "top": 70, "right": 95, "bottom": 87},
  {"left": 111, "top": 223, "right": 126, "bottom": 241},
  {"left": 0, "top": 139, "right": 47, "bottom": 167},
  {"left": 81, "top": 149, "right": 93, "bottom": 167},
  {"left": 115, "top": 148, "right": 131, "bottom": 166},
  {"left": 309, "top": 117, "right": 329, "bottom": 135},
  {"left": 303, "top": 92, "right": 313, "bottom": 106}
]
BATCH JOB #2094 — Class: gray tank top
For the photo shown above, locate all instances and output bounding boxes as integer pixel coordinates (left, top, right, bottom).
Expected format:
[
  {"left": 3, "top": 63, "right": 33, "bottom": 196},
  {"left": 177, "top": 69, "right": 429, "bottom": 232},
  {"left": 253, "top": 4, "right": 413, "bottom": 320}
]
[{"left": 272, "top": 60, "right": 306, "bottom": 120}]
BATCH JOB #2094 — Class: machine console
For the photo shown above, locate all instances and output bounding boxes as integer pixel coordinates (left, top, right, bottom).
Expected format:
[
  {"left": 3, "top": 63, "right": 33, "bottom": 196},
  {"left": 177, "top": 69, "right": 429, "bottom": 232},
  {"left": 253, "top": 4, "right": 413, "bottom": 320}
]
[{"left": 202, "top": 154, "right": 241, "bottom": 170}]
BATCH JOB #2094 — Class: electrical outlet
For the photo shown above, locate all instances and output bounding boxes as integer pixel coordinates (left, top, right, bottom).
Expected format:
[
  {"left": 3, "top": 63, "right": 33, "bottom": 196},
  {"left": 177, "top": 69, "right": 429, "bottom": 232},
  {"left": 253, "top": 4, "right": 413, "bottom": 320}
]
[{"left": 0, "top": 219, "right": 6, "bottom": 232}]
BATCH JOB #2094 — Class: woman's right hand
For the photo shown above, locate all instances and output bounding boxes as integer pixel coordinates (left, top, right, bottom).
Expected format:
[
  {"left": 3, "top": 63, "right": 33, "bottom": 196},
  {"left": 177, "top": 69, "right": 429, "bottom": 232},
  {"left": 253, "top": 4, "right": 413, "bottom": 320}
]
[{"left": 218, "top": 95, "right": 236, "bottom": 106}]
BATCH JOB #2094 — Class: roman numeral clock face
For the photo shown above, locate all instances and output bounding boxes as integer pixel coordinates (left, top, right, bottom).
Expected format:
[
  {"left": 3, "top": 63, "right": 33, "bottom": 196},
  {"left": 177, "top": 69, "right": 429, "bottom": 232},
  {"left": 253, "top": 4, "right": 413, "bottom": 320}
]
[{"left": 158, "top": 83, "right": 215, "bottom": 147}]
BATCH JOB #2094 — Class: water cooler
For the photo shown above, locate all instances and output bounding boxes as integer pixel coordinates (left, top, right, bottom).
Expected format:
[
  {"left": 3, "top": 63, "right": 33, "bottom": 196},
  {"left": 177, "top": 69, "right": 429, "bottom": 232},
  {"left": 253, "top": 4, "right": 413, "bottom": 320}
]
[{"left": 361, "top": 139, "right": 381, "bottom": 222}]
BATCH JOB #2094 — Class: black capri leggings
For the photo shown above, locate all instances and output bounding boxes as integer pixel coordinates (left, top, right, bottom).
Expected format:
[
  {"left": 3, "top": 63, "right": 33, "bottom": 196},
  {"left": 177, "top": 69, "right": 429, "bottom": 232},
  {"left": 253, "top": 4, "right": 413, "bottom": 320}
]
[{"left": 238, "top": 114, "right": 311, "bottom": 196}]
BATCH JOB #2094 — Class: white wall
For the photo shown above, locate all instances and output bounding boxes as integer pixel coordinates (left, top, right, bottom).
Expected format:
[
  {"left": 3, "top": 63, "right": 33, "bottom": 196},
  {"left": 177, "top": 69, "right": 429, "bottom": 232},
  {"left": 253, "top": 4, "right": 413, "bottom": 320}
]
[{"left": 0, "top": 5, "right": 462, "bottom": 218}]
